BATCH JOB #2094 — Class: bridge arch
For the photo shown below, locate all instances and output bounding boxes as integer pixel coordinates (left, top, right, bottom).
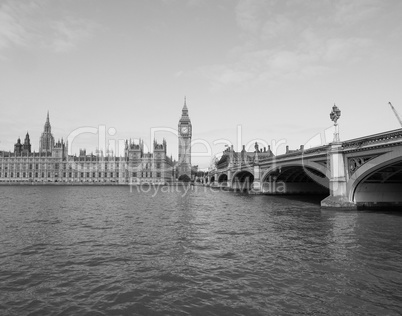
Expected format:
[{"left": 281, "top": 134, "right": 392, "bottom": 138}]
[
  {"left": 218, "top": 173, "right": 228, "bottom": 183},
  {"left": 348, "top": 148, "right": 402, "bottom": 206},
  {"left": 261, "top": 161, "right": 329, "bottom": 194},
  {"left": 231, "top": 170, "right": 254, "bottom": 191},
  {"left": 178, "top": 174, "right": 191, "bottom": 182}
]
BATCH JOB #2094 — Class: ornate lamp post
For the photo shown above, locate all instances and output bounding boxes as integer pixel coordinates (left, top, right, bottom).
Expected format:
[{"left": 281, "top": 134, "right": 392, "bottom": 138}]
[{"left": 330, "top": 104, "right": 341, "bottom": 142}]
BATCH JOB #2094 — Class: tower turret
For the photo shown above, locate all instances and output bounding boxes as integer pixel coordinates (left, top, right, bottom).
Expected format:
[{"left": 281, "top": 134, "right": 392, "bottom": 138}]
[
  {"left": 178, "top": 97, "right": 192, "bottom": 179},
  {"left": 14, "top": 137, "right": 22, "bottom": 155},
  {"left": 39, "top": 111, "right": 55, "bottom": 154},
  {"left": 22, "top": 132, "right": 31, "bottom": 154}
]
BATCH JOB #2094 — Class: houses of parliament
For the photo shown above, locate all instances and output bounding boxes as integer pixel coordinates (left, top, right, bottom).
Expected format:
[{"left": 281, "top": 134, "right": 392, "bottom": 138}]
[{"left": 0, "top": 101, "right": 192, "bottom": 184}]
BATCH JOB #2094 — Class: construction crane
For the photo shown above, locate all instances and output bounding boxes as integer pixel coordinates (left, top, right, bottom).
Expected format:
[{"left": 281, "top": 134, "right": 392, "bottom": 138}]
[{"left": 388, "top": 102, "right": 402, "bottom": 127}]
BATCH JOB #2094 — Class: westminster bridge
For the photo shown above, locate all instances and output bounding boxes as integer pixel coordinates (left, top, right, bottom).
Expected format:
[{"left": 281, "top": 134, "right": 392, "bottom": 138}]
[{"left": 204, "top": 128, "right": 402, "bottom": 208}]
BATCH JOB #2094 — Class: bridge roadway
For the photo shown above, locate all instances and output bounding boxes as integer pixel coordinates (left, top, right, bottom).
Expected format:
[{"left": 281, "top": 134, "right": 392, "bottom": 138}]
[{"left": 204, "top": 128, "right": 402, "bottom": 209}]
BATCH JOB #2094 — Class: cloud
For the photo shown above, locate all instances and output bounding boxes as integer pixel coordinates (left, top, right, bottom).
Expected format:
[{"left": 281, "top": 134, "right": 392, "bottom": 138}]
[
  {"left": 323, "top": 37, "right": 373, "bottom": 62},
  {"left": 0, "top": 1, "right": 39, "bottom": 50},
  {"left": 333, "top": 0, "right": 381, "bottom": 26},
  {"left": 161, "top": 0, "right": 203, "bottom": 7},
  {"left": 174, "top": 70, "right": 184, "bottom": 78},
  {"left": 196, "top": 0, "right": 391, "bottom": 90},
  {"left": 235, "top": 0, "right": 265, "bottom": 34},
  {"left": 49, "top": 17, "right": 98, "bottom": 53},
  {"left": 261, "top": 14, "right": 293, "bottom": 41},
  {"left": 0, "top": 0, "right": 99, "bottom": 56}
]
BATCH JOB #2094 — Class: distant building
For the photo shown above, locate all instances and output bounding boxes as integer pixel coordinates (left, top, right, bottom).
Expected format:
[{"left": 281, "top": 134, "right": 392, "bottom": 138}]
[
  {"left": 0, "top": 110, "right": 179, "bottom": 184},
  {"left": 215, "top": 143, "right": 274, "bottom": 170},
  {"left": 125, "top": 138, "right": 174, "bottom": 184}
]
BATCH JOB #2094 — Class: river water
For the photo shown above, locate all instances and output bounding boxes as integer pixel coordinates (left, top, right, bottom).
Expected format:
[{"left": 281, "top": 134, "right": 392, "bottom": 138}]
[{"left": 0, "top": 185, "right": 401, "bottom": 315}]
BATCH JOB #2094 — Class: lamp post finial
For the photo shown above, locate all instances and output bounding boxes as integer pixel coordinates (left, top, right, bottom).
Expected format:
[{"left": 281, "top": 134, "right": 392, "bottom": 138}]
[{"left": 330, "top": 104, "right": 341, "bottom": 142}]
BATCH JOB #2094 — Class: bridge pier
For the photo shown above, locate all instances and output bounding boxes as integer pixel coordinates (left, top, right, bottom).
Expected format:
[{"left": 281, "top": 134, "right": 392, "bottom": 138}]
[
  {"left": 321, "top": 142, "right": 356, "bottom": 208},
  {"left": 251, "top": 164, "right": 262, "bottom": 193},
  {"left": 227, "top": 170, "right": 232, "bottom": 189}
]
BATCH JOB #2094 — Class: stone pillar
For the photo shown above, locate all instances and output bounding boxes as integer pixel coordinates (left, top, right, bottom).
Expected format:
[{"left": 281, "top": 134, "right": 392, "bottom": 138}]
[
  {"left": 214, "top": 174, "right": 219, "bottom": 186},
  {"left": 321, "top": 142, "right": 355, "bottom": 208},
  {"left": 227, "top": 170, "right": 232, "bottom": 189},
  {"left": 251, "top": 163, "right": 262, "bottom": 193}
]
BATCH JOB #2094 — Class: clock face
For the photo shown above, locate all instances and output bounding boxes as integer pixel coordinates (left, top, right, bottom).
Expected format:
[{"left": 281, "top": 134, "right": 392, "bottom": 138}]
[{"left": 181, "top": 126, "right": 188, "bottom": 134}]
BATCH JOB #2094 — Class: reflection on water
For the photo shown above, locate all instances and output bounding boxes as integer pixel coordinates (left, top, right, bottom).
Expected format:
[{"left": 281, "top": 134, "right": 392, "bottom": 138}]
[{"left": 0, "top": 186, "right": 401, "bottom": 315}]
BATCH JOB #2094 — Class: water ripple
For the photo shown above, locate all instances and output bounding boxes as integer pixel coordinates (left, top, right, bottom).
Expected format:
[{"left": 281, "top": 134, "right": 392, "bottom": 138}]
[{"left": 0, "top": 187, "right": 401, "bottom": 315}]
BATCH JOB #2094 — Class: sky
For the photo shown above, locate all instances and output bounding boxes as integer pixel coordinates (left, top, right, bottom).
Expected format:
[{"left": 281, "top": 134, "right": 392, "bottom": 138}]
[{"left": 1, "top": 0, "right": 402, "bottom": 169}]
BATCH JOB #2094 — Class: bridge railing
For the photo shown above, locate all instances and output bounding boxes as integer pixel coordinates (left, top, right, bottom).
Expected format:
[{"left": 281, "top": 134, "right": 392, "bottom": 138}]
[
  {"left": 258, "top": 144, "right": 330, "bottom": 163},
  {"left": 342, "top": 128, "right": 402, "bottom": 149}
]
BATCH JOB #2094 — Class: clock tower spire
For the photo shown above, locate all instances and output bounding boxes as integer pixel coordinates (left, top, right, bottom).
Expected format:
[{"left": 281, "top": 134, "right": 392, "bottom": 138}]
[{"left": 178, "top": 97, "right": 192, "bottom": 179}]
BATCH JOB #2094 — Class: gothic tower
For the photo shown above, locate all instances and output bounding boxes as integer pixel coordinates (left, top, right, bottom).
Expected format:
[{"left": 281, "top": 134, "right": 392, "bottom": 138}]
[
  {"left": 22, "top": 132, "right": 31, "bottom": 154},
  {"left": 39, "top": 111, "right": 55, "bottom": 154},
  {"left": 14, "top": 137, "right": 22, "bottom": 155},
  {"left": 178, "top": 97, "right": 192, "bottom": 179}
]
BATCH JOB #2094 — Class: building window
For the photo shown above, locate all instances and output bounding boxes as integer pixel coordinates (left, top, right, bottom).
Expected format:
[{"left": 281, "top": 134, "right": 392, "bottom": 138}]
[
  {"left": 35, "top": 164, "right": 39, "bottom": 170},
  {"left": 42, "top": 172, "right": 44, "bottom": 178},
  {"left": 29, "top": 164, "right": 32, "bottom": 170},
  {"left": 156, "top": 163, "right": 161, "bottom": 169},
  {"left": 93, "top": 172, "right": 96, "bottom": 177},
  {"left": 86, "top": 172, "right": 89, "bottom": 177},
  {"left": 63, "top": 172, "right": 66, "bottom": 177},
  {"left": 69, "top": 172, "right": 72, "bottom": 178},
  {"left": 105, "top": 172, "right": 107, "bottom": 177},
  {"left": 116, "top": 172, "right": 119, "bottom": 178},
  {"left": 132, "top": 172, "right": 137, "bottom": 177},
  {"left": 17, "top": 172, "right": 20, "bottom": 178},
  {"left": 99, "top": 172, "right": 102, "bottom": 177},
  {"left": 5, "top": 173, "right": 7, "bottom": 177},
  {"left": 23, "top": 172, "right": 26, "bottom": 177},
  {"left": 35, "top": 172, "right": 38, "bottom": 177},
  {"left": 81, "top": 172, "right": 84, "bottom": 178},
  {"left": 48, "top": 172, "right": 50, "bottom": 177},
  {"left": 110, "top": 172, "right": 113, "bottom": 178},
  {"left": 157, "top": 172, "right": 161, "bottom": 178}
]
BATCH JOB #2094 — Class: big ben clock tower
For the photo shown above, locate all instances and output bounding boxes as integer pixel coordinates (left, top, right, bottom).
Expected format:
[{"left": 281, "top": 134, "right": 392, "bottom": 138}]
[{"left": 178, "top": 97, "right": 192, "bottom": 179}]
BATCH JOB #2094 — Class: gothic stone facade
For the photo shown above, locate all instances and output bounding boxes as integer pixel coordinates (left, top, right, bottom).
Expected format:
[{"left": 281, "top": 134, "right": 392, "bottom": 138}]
[
  {"left": 0, "top": 113, "right": 175, "bottom": 184},
  {"left": 177, "top": 98, "right": 192, "bottom": 179}
]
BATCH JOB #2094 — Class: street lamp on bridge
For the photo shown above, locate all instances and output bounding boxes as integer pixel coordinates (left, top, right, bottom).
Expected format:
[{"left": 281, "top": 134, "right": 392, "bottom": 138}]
[{"left": 330, "top": 104, "right": 341, "bottom": 143}]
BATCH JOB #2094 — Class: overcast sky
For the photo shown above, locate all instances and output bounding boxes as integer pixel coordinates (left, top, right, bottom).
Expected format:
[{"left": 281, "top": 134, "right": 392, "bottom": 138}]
[{"left": 1, "top": 0, "right": 402, "bottom": 168}]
